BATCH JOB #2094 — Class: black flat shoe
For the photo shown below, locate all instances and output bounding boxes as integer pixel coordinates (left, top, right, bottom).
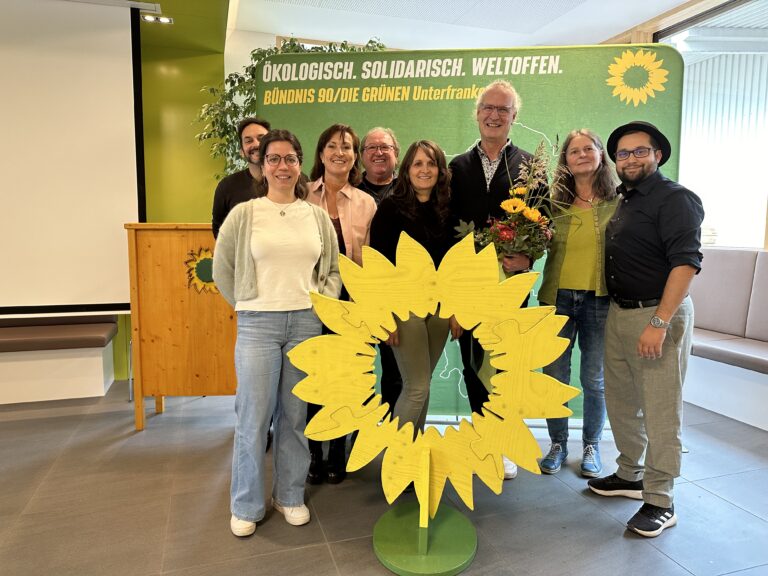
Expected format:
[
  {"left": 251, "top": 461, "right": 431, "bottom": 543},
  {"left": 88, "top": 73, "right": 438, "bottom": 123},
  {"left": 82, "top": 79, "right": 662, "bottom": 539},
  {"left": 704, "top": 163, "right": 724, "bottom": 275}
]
[
  {"left": 326, "top": 438, "right": 347, "bottom": 484},
  {"left": 307, "top": 450, "right": 325, "bottom": 485}
]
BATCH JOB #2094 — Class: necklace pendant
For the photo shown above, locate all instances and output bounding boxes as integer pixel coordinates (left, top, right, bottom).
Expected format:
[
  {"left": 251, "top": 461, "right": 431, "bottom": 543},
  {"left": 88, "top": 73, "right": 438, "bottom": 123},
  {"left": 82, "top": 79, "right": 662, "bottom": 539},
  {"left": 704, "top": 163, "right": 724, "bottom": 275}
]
[{"left": 280, "top": 210, "right": 286, "bottom": 216}]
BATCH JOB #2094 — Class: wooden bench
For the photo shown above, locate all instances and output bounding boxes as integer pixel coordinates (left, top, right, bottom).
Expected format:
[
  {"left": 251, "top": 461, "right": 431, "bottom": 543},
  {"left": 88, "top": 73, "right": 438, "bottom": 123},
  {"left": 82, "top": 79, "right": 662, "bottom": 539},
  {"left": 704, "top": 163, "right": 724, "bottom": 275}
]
[
  {"left": 686, "top": 248, "right": 768, "bottom": 430},
  {"left": 0, "top": 315, "right": 118, "bottom": 404}
]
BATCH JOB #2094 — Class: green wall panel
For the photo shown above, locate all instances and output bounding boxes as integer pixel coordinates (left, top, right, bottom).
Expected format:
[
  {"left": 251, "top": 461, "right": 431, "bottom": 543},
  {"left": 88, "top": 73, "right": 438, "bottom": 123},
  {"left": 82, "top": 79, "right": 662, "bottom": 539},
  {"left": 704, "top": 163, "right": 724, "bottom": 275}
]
[{"left": 141, "top": 47, "right": 223, "bottom": 222}]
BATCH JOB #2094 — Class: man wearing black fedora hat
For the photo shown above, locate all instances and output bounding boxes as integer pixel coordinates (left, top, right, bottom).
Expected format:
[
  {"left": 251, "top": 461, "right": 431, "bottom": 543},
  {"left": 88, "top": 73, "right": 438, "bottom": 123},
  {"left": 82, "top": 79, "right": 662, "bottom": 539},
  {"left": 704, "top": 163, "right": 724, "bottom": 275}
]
[{"left": 587, "top": 121, "right": 704, "bottom": 538}]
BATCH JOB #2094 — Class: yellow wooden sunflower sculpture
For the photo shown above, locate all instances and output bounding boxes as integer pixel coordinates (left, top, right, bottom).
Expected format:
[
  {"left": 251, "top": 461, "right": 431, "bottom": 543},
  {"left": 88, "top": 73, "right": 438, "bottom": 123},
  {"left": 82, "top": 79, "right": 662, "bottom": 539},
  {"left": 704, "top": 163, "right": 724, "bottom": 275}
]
[{"left": 289, "top": 233, "right": 578, "bottom": 520}]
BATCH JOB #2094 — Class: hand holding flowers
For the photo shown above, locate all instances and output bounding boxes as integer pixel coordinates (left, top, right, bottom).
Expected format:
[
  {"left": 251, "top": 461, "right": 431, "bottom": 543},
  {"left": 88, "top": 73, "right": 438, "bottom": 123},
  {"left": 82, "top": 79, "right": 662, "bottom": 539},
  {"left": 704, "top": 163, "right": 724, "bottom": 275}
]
[{"left": 473, "top": 142, "right": 556, "bottom": 263}]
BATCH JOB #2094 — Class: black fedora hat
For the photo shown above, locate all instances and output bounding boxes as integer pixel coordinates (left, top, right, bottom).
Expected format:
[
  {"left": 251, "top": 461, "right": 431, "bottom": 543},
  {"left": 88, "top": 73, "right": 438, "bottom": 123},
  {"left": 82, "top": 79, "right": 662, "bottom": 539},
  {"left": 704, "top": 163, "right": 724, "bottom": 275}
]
[{"left": 607, "top": 121, "right": 672, "bottom": 166}]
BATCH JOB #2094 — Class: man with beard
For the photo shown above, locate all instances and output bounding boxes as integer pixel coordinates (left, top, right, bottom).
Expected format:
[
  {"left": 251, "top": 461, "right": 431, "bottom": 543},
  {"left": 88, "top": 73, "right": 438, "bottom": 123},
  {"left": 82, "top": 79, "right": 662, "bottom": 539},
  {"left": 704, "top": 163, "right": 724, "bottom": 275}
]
[
  {"left": 211, "top": 117, "right": 270, "bottom": 238},
  {"left": 211, "top": 117, "right": 274, "bottom": 453},
  {"left": 449, "top": 80, "right": 538, "bottom": 481},
  {"left": 588, "top": 121, "right": 704, "bottom": 538}
]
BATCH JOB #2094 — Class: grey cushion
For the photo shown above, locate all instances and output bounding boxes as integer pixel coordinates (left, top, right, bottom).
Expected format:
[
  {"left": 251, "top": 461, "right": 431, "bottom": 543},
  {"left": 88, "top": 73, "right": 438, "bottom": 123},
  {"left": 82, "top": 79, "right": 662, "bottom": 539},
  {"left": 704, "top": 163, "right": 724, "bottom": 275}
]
[
  {"left": 746, "top": 251, "right": 768, "bottom": 341},
  {"left": 692, "top": 328, "right": 741, "bottom": 344},
  {"left": 690, "top": 248, "right": 757, "bottom": 337},
  {"left": 692, "top": 337, "right": 768, "bottom": 374}
]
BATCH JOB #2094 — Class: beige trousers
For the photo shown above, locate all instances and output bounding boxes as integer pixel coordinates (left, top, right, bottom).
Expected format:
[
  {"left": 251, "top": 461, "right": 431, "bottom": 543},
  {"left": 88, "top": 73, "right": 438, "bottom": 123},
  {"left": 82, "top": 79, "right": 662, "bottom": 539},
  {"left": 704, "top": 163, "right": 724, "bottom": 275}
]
[{"left": 603, "top": 296, "right": 694, "bottom": 508}]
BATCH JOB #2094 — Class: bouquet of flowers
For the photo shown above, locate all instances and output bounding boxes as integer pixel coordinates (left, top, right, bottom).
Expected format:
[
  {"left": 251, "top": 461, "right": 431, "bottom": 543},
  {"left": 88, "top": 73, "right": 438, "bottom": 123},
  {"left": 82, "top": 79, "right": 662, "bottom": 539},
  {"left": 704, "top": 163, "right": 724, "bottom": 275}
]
[{"left": 469, "top": 141, "right": 556, "bottom": 262}]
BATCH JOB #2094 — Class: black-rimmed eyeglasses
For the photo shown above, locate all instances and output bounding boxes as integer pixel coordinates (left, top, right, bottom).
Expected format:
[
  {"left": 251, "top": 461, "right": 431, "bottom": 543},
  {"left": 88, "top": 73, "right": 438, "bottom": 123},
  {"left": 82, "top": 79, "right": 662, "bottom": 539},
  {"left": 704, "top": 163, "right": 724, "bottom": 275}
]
[{"left": 615, "top": 147, "right": 656, "bottom": 161}]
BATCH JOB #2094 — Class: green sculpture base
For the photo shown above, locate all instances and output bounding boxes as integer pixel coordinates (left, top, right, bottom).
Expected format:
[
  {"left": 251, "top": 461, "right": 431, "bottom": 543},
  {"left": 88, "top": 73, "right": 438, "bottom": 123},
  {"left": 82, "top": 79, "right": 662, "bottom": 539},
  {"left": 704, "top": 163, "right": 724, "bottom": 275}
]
[{"left": 373, "top": 500, "right": 477, "bottom": 576}]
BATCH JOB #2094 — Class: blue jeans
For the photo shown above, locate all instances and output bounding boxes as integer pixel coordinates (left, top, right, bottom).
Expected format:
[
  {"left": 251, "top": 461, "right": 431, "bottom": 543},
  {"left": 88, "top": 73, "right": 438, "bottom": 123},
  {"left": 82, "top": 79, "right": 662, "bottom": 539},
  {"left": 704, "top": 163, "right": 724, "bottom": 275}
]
[
  {"left": 231, "top": 309, "right": 321, "bottom": 522},
  {"left": 542, "top": 290, "right": 609, "bottom": 445}
]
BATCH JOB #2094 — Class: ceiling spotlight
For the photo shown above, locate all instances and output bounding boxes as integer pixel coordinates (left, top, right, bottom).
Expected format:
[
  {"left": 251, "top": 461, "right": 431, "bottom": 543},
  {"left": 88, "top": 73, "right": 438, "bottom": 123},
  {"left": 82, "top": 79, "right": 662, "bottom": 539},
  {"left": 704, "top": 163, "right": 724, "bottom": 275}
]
[{"left": 140, "top": 13, "right": 173, "bottom": 24}]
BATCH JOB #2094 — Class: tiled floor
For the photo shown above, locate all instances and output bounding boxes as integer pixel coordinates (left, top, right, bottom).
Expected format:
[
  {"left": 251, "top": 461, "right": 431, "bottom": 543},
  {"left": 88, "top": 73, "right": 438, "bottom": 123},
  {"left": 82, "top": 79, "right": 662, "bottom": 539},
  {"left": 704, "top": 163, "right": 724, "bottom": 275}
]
[{"left": 1, "top": 382, "right": 767, "bottom": 576}]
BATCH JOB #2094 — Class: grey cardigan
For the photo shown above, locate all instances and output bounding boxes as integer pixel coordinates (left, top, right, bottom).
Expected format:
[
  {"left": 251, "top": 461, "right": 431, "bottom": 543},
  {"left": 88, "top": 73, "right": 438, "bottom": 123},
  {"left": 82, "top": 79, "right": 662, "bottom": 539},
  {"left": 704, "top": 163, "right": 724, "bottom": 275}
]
[{"left": 212, "top": 199, "right": 342, "bottom": 308}]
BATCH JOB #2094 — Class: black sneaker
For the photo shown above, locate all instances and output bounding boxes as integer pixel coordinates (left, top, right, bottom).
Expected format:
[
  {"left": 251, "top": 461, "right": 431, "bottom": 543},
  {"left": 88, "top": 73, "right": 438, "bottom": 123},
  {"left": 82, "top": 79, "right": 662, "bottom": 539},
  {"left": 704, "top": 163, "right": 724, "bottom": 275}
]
[
  {"left": 587, "top": 473, "right": 643, "bottom": 499},
  {"left": 627, "top": 503, "right": 677, "bottom": 537}
]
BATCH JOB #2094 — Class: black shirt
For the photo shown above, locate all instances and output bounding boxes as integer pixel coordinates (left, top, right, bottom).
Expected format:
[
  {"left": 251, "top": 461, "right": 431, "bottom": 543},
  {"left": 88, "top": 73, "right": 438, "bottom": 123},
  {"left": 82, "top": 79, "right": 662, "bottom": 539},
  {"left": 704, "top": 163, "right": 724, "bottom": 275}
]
[
  {"left": 358, "top": 174, "right": 397, "bottom": 205},
  {"left": 211, "top": 169, "right": 263, "bottom": 238},
  {"left": 448, "top": 143, "right": 534, "bottom": 231},
  {"left": 370, "top": 197, "right": 453, "bottom": 268},
  {"left": 605, "top": 170, "right": 704, "bottom": 301}
]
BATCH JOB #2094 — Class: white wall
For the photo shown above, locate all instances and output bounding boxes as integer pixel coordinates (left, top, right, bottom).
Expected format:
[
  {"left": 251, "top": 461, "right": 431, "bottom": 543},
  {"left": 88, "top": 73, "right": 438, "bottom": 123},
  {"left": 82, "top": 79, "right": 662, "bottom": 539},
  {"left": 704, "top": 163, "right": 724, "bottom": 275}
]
[
  {"left": 0, "top": 0, "right": 137, "bottom": 312},
  {"left": 225, "top": 29, "right": 276, "bottom": 77}
]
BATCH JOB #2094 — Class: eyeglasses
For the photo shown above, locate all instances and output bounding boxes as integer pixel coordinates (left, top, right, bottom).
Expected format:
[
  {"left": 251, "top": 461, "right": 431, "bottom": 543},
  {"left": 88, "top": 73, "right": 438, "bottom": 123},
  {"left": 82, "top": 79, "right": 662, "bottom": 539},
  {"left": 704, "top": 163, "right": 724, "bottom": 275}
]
[
  {"left": 567, "top": 146, "right": 598, "bottom": 157},
  {"left": 615, "top": 147, "right": 656, "bottom": 161},
  {"left": 264, "top": 154, "right": 300, "bottom": 166},
  {"left": 478, "top": 104, "right": 513, "bottom": 117},
  {"left": 363, "top": 144, "right": 395, "bottom": 154}
]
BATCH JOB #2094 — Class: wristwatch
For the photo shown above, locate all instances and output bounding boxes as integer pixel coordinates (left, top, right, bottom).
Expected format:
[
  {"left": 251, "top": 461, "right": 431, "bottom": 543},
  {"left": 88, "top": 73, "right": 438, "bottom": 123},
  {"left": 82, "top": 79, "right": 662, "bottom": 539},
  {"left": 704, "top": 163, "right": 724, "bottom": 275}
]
[{"left": 649, "top": 315, "right": 671, "bottom": 329}]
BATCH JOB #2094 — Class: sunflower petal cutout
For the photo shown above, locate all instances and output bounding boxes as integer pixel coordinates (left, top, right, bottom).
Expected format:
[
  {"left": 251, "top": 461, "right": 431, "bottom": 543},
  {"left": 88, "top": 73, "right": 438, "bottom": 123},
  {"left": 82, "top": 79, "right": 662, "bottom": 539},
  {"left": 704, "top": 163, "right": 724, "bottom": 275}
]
[{"left": 289, "top": 233, "right": 579, "bottom": 519}]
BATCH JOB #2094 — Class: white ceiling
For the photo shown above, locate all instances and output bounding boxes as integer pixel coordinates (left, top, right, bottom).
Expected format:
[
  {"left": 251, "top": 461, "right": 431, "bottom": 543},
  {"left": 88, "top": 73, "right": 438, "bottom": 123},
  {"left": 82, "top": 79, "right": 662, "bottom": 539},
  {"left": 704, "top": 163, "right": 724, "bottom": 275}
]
[
  {"left": 55, "top": 0, "right": 768, "bottom": 57},
  {"left": 57, "top": 0, "right": 160, "bottom": 11},
  {"left": 227, "top": 0, "right": 693, "bottom": 49}
]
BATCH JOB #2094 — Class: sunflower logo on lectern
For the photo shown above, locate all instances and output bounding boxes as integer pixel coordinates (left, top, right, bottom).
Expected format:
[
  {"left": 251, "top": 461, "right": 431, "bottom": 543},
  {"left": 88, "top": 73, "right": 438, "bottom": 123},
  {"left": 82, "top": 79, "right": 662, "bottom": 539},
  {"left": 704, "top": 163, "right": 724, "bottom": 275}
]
[
  {"left": 606, "top": 49, "right": 669, "bottom": 107},
  {"left": 185, "top": 248, "right": 219, "bottom": 294},
  {"left": 288, "top": 234, "right": 578, "bottom": 519}
]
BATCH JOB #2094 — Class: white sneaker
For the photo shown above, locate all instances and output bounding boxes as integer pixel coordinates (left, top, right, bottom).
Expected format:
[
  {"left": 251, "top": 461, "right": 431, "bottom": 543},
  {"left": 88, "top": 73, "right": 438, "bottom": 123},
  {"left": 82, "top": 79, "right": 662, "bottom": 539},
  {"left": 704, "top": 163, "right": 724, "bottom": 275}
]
[
  {"left": 503, "top": 457, "right": 518, "bottom": 480},
  {"left": 230, "top": 514, "right": 256, "bottom": 537},
  {"left": 272, "top": 499, "right": 310, "bottom": 526}
]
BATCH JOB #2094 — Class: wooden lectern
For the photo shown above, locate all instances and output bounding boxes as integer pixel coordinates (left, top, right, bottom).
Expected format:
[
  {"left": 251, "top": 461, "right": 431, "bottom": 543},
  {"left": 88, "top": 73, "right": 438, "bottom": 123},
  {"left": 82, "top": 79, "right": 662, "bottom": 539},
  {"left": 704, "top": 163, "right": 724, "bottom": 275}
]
[{"left": 125, "top": 224, "right": 237, "bottom": 430}]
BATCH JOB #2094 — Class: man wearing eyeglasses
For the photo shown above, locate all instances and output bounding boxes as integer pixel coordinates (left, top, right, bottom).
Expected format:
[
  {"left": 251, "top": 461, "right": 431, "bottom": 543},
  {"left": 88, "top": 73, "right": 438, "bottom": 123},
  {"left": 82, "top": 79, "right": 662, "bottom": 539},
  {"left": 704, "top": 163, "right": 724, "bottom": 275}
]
[
  {"left": 358, "top": 127, "right": 403, "bottom": 415},
  {"left": 448, "top": 80, "right": 537, "bottom": 481},
  {"left": 212, "top": 117, "right": 271, "bottom": 238},
  {"left": 359, "top": 127, "right": 400, "bottom": 204},
  {"left": 587, "top": 121, "right": 704, "bottom": 538}
]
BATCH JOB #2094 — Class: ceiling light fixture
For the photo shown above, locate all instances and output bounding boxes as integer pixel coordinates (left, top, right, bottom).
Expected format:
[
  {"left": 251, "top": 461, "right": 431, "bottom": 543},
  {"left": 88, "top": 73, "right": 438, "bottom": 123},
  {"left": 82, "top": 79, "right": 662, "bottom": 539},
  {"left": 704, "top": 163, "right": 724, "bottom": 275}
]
[{"left": 140, "top": 13, "right": 173, "bottom": 24}]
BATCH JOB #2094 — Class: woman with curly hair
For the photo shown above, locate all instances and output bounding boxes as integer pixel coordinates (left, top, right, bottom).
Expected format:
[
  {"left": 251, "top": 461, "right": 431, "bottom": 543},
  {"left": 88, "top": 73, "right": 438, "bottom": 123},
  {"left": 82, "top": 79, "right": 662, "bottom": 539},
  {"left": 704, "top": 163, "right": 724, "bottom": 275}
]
[{"left": 370, "top": 140, "right": 462, "bottom": 435}]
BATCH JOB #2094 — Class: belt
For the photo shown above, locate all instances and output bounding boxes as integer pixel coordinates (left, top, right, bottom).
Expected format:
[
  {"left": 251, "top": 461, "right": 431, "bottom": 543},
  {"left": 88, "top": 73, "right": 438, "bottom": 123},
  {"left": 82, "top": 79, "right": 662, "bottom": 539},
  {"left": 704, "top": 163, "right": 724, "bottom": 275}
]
[{"left": 612, "top": 297, "right": 661, "bottom": 309}]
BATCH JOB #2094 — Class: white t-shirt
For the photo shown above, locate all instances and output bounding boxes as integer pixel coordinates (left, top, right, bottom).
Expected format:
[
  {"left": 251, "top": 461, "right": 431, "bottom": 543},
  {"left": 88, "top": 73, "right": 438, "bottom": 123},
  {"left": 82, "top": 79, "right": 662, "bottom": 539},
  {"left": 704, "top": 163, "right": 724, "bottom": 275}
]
[{"left": 235, "top": 197, "right": 321, "bottom": 311}]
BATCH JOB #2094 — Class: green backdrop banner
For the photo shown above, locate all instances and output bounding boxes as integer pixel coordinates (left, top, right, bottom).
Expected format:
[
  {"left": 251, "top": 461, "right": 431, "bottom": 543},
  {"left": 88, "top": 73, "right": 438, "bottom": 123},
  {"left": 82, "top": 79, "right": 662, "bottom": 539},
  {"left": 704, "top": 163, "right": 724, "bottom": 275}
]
[
  {"left": 256, "top": 44, "right": 682, "bottom": 178},
  {"left": 255, "top": 44, "right": 683, "bottom": 418}
]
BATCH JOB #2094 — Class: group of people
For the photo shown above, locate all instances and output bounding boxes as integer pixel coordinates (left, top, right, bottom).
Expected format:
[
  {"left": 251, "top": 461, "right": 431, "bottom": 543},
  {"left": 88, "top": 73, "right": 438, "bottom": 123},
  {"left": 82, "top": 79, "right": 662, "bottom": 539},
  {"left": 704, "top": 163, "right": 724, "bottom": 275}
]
[{"left": 211, "top": 79, "right": 704, "bottom": 540}]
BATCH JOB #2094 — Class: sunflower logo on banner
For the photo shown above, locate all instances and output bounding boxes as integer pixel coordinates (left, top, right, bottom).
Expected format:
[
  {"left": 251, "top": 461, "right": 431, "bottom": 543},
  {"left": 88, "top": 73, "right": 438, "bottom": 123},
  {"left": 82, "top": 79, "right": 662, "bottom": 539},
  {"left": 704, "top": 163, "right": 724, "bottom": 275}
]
[
  {"left": 185, "top": 248, "right": 218, "bottom": 294},
  {"left": 606, "top": 49, "right": 669, "bottom": 106}
]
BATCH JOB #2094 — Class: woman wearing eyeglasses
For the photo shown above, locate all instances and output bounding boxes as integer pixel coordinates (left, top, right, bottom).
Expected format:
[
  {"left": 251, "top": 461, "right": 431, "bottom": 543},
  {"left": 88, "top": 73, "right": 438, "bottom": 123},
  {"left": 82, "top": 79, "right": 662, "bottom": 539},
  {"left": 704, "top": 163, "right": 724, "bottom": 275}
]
[
  {"left": 306, "top": 123, "right": 377, "bottom": 485},
  {"left": 370, "top": 140, "right": 462, "bottom": 437},
  {"left": 537, "top": 129, "right": 618, "bottom": 478},
  {"left": 213, "top": 129, "right": 341, "bottom": 536}
]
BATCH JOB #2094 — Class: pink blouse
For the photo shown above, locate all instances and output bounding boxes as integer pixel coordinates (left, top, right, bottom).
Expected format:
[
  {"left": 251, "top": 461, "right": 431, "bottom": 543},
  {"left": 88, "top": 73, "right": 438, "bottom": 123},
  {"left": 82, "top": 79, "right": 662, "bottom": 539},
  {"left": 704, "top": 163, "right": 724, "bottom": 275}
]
[{"left": 307, "top": 178, "right": 377, "bottom": 266}]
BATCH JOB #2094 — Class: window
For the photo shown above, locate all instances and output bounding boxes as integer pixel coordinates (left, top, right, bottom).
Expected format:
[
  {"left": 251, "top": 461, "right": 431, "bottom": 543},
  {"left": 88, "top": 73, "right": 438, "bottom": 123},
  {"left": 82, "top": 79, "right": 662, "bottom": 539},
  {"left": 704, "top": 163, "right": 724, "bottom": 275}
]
[{"left": 658, "top": 0, "right": 768, "bottom": 248}]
